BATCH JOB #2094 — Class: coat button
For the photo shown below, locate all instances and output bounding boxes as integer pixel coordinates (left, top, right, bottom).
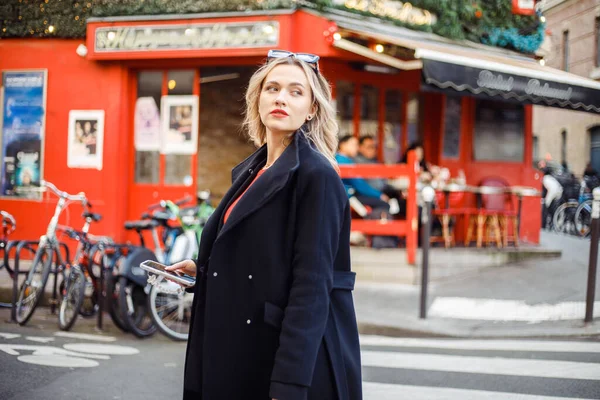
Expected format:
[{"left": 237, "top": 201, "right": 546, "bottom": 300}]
[
  {"left": 248, "top": 168, "right": 253, "bottom": 174},
  {"left": 213, "top": 272, "right": 218, "bottom": 277},
  {"left": 246, "top": 319, "right": 251, "bottom": 325},
  {"left": 248, "top": 275, "right": 252, "bottom": 280}
]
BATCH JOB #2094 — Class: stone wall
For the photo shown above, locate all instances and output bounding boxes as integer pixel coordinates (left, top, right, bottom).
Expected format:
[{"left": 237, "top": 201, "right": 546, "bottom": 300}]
[{"left": 197, "top": 66, "right": 257, "bottom": 200}]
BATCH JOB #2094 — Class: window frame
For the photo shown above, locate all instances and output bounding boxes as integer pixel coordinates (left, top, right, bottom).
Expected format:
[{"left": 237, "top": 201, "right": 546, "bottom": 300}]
[{"left": 563, "top": 30, "right": 570, "bottom": 72}]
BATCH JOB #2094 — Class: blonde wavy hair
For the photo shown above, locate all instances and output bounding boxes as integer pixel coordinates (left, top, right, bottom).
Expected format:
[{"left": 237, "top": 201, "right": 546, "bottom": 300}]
[{"left": 243, "top": 56, "right": 339, "bottom": 169}]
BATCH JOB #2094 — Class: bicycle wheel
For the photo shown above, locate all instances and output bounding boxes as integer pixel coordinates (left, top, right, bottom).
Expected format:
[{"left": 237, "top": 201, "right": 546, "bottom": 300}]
[
  {"left": 118, "top": 276, "right": 156, "bottom": 338},
  {"left": 58, "top": 266, "right": 86, "bottom": 331},
  {"left": 148, "top": 277, "right": 191, "bottom": 341},
  {"left": 15, "top": 245, "right": 53, "bottom": 325},
  {"left": 575, "top": 200, "right": 593, "bottom": 238},
  {"left": 105, "top": 273, "right": 129, "bottom": 333},
  {"left": 79, "top": 278, "right": 98, "bottom": 318},
  {"left": 552, "top": 201, "right": 578, "bottom": 235}
]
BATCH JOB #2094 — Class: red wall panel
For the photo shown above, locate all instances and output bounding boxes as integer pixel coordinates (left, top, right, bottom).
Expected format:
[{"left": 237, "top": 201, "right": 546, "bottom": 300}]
[{"left": 0, "top": 39, "right": 128, "bottom": 243}]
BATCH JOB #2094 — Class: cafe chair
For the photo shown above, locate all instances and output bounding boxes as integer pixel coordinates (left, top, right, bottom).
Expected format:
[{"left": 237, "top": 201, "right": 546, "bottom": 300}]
[
  {"left": 432, "top": 191, "right": 465, "bottom": 248},
  {"left": 465, "top": 177, "right": 517, "bottom": 248}
]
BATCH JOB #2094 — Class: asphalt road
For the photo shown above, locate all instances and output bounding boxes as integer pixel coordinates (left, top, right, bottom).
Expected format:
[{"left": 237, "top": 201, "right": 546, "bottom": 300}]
[{"left": 1, "top": 307, "right": 599, "bottom": 400}]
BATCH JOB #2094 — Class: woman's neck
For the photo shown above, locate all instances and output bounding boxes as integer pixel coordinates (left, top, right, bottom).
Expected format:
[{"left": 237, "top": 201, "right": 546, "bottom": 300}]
[{"left": 265, "top": 129, "right": 293, "bottom": 168}]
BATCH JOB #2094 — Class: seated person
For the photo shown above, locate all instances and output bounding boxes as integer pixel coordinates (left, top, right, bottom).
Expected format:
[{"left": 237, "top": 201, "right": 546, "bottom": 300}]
[
  {"left": 335, "top": 135, "right": 389, "bottom": 212},
  {"left": 401, "top": 141, "right": 438, "bottom": 184},
  {"left": 354, "top": 135, "right": 386, "bottom": 191},
  {"left": 355, "top": 135, "right": 402, "bottom": 214}
]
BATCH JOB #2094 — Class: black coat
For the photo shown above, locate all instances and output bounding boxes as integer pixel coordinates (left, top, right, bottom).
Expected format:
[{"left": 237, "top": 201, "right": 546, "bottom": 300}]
[{"left": 183, "top": 130, "right": 362, "bottom": 400}]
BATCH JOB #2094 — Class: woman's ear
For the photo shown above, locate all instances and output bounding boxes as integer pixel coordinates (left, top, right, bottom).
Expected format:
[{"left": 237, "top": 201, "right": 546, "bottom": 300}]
[{"left": 309, "top": 103, "right": 317, "bottom": 119}]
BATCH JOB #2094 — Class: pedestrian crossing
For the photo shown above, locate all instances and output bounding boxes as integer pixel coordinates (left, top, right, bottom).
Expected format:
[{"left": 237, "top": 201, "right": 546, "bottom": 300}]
[{"left": 360, "top": 335, "right": 600, "bottom": 400}]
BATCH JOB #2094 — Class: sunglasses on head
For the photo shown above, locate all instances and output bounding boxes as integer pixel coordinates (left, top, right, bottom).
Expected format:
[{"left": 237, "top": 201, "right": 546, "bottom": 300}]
[{"left": 267, "top": 49, "right": 320, "bottom": 74}]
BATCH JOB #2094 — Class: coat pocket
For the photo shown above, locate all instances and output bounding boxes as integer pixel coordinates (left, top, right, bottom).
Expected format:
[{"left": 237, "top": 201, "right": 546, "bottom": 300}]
[
  {"left": 333, "top": 270, "right": 356, "bottom": 291},
  {"left": 264, "top": 301, "right": 284, "bottom": 330}
]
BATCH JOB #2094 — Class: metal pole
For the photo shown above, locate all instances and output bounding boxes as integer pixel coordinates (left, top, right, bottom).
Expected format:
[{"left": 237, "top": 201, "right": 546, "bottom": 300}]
[
  {"left": 585, "top": 188, "right": 600, "bottom": 323},
  {"left": 420, "top": 186, "right": 435, "bottom": 319}
]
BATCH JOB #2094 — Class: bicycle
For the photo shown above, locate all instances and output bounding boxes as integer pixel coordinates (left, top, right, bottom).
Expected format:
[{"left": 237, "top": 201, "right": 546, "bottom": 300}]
[
  {"left": 0, "top": 210, "right": 19, "bottom": 308},
  {"left": 14, "top": 181, "right": 95, "bottom": 325},
  {"left": 551, "top": 180, "right": 585, "bottom": 235},
  {"left": 57, "top": 226, "right": 113, "bottom": 331},
  {"left": 573, "top": 176, "right": 600, "bottom": 237},
  {"left": 147, "top": 190, "right": 215, "bottom": 341}
]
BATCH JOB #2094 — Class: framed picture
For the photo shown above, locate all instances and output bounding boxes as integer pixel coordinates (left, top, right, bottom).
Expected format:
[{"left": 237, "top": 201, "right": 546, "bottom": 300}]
[
  {"left": 67, "top": 110, "right": 104, "bottom": 170},
  {"left": 160, "top": 95, "right": 199, "bottom": 155}
]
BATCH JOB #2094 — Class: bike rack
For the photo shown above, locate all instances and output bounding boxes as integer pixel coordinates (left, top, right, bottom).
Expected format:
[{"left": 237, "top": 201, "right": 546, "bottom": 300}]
[
  {"left": 6, "top": 240, "right": 71, "bottom": 322},
  {"left": 88, "top": 242, "right": 131, "bottom": 331}
]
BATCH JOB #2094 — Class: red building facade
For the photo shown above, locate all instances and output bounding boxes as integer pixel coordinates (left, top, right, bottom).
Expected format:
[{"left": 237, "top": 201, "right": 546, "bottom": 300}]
[{"left": 3, "top": 7, "right": 598, "bottom": 249}]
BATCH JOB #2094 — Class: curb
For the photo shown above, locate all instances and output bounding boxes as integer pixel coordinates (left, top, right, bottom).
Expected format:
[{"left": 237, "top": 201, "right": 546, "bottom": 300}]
[{"left": 358, "top": 320, "right": 600, "bottom": 339}]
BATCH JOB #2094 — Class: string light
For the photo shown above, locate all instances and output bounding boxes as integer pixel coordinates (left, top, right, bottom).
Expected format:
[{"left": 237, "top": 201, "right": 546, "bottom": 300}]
[{"left": 48, "top": 25, "right": 55, "bottom": 33}]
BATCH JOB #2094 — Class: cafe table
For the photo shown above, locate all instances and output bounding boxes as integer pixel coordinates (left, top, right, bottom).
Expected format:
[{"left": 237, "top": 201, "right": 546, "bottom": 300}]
[{"left": 506, "top": 186, "right": 542, "bottom": 238}]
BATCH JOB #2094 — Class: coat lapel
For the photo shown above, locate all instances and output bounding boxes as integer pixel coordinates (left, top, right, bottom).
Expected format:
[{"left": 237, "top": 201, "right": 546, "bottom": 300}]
[
  {"left": 195, "top": 145, "right": 268, "bottom": 267},
  {"left": 214, "top": 131, "right": 303, "bottom": 244}
]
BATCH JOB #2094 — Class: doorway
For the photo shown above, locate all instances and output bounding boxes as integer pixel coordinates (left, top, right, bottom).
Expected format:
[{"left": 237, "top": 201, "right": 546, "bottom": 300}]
[
  {"left": 591, "top": 126, "right": 600, "bottom": 174},
  {"left": 128, "top": 69, "right": 199, "bottom": 224}
]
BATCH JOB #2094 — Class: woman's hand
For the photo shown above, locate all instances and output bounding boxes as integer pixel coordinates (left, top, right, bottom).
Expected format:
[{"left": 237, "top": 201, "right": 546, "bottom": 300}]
[{"left": 165, "top": 259, "right": 197, "bottom": 277}]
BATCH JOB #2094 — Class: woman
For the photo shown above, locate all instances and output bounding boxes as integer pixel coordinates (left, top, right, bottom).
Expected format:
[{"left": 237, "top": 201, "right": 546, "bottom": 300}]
[{"left": 166, "top": 50, "right": 362, "bottom": 400}]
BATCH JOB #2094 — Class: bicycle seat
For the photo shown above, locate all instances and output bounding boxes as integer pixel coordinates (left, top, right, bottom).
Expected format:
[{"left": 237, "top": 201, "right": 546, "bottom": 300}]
[
  {"left": 83, "top": 212, "right": 103, "bottom": 222},
  {"left": 124, "top": 220, "right": 159, "bottom": 230}
]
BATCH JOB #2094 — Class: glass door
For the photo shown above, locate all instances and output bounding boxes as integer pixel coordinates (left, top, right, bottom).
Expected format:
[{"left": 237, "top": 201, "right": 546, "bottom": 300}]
[{"left": 127, "top": 69, "right": 199, "bottom": 225}]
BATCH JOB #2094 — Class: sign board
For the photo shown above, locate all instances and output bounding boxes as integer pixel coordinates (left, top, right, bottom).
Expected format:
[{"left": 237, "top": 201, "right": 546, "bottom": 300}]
[
  {"left": 94, "top": 21, "right": 279, "bottom": 53},
  {"left": 512, "top": 0, "right": 536, "bottom": 16}
]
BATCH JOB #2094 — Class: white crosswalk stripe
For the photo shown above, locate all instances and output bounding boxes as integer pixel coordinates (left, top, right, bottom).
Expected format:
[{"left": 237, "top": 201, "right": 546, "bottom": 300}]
[
  {"left": 360, "top": 335, "right": 600, "bottom": 353},
  {"left": 360, "top": 336, "right": 600, "bottom": 400},
  {"left": 363, "top": 382, "right": 598, "bottom": 400},
  {"left": 361, "top": 350, "right": 600, "bottom": 380}
]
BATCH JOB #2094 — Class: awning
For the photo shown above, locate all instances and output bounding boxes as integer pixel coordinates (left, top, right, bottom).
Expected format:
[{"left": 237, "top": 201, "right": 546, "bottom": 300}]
[
  {"left": 417, "top": 48, "right": 600, "bottom": 113},
  {"left": 314, "top": 8, "right": 600, "bottom": 114}
]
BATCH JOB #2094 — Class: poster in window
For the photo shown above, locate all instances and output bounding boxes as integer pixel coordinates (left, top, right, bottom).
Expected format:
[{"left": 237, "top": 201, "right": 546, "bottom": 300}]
[
  {"left": 160, "top": 95, "right": 199, "bottom": 155},
  {"left": 1, "top": 70, "right": 47, "bottom": 199},
  {"left": 134, "top": 96, "right": 161, "bottom": 151},
  {"left": 442, "top": 96, "right": 462, "bottom": 159},
  {"left": 67, "top": 110, "right": 104, "bottom": 170}
]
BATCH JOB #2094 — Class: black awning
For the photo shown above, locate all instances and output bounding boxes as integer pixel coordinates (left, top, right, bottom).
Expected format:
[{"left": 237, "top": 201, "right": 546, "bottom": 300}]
[{"left": 422, "top": 59, "right": 600, "bottom": 113}]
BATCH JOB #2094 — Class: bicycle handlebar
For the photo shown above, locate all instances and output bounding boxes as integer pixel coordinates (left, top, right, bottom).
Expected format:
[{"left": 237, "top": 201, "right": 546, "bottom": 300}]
[
  {"left": 146, "top": 195, "right": 193, "bottom": 211},
  {"left": 42, "top": 181, "right": 89, "bottom": 204}
]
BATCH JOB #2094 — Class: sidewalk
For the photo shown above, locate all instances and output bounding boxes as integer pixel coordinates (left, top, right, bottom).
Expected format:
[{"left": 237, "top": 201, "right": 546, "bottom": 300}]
[
  {"left": 353, "top": 231, "right": 600, "bottom": 338},
  {"left": 2, "top": 231, "right": 599, "bottom": 339}
]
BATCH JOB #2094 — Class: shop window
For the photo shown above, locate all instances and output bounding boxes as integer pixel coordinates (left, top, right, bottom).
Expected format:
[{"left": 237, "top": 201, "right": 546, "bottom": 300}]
[
  {"left": 134, "top": 151, "right": 159, "bottom": 184},
  {"left": 407, "top": 93, "right": 422, "bottom": 146},
  {"left": 596, "top": 17, "right": 600, "bottom": 67},
  {"left": 561, "top": 129, "right": 567, "bottom": 164},
  {"left": 442, "top": 95, "right": 462, "bottom": 159},
  {"left": 335, "top": 80, "right": 355, "bottom": 137},
  {"left": 165, "top": 69, "right": 194, "bottom": 184},
  {"left": 384, "top": 90, "right": 403, "bottom": 163},
  {"left": 165, "top": 154, "right": 192, "bottom": 185},
  {"left": 359, "top": 84, "right": 379, "bottom": 138},
  {"left": 563, "top": 30, "right": 569, "bottom": 72},
  {"left": 473, "top": 99, "right": 524, "bottom": 162},
  {"left": 135, "top": 71, "right": 162, "bottom": 184},
  {"left": 167, "top": 70, "right": 194, "bottom": 95}
]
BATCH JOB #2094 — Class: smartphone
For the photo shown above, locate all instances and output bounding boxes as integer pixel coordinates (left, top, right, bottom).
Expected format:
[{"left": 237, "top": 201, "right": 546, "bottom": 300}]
[{"left": 140, "top": 260, "right": 196, "bottom": 288}]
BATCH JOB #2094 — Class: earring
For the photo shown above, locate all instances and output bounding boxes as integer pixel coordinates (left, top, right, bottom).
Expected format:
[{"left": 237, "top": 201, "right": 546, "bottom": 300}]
[{"left": 306, "top": 115, "right": 313, "bottom": 121}]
